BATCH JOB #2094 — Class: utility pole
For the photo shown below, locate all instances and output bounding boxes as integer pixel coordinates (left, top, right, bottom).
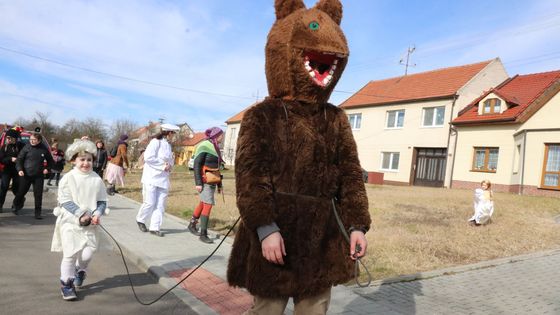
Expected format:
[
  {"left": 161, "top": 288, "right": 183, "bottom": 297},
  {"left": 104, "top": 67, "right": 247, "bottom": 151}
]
[{"left": 399, "top": 45, "right": 416, "bottom": 76}]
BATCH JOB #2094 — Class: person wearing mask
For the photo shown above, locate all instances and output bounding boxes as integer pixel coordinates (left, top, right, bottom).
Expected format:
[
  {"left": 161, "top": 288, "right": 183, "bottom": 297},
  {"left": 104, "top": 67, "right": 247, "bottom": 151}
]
[
  {"left": 104, "top": 134, "right": 129, "bottom": 195},
  {"left": 0, "top": 128, "right": 23, "bottom": 211},
  {"left": 135, "top": 124, "right": 180, "bottom": 237},
  {"left": 13, "top": 132, "right": 55, "bottom": 219},
  {"left": 187, "top": 127, "right": 224, "bottom": 244},
  {"left": 93, "top": 140, "right": 108, "bottom": 178}
]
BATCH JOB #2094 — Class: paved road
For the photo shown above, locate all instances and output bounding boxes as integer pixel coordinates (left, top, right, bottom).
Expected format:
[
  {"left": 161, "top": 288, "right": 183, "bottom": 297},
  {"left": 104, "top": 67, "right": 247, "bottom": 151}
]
[
  {"left": 2, "top": 185, "right": 560, "bottom": 315},
  {"left": 0, "top": 189, "right": 196, "bottom": 315}
]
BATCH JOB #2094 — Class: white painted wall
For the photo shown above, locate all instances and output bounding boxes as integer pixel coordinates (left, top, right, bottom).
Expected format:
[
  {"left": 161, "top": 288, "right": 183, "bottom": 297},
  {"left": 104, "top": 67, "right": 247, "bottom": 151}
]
[{"left": 223, "top": 122, "right": 240, "bottom": 166}]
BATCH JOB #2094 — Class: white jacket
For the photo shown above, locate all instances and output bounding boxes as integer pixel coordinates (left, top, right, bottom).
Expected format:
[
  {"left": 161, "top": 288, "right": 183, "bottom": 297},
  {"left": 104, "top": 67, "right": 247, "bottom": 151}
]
[{"left": 141, "top": 138, "right": 174, "bottom": 189}]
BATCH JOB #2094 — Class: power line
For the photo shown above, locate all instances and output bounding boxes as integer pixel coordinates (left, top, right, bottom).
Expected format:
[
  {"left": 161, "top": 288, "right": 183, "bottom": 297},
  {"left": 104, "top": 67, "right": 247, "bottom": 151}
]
[{"left": 0, "top": 45, "right": 256, "bottom": 101}]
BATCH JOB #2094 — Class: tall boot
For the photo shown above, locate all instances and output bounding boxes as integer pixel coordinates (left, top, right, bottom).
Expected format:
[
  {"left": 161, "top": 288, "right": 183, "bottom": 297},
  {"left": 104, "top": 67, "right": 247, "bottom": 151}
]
[
  {"left": 198, "top": 216, "right": 214, "bottom": 244},
  {"left": 187, "top": 217, "right": 200, "bottom": 236}
]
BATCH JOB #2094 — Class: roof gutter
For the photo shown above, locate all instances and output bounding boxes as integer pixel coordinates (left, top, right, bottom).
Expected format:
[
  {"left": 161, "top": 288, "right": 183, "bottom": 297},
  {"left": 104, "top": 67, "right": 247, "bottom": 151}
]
[
  {"left": 340, "top": 94, "right": 455, "bottom": 109},
  {"left": 520, "top": 130, "right": 527, "bottom": 195},
  {"left": 452, "top": 117, "right": 517, "bottom": 126}
]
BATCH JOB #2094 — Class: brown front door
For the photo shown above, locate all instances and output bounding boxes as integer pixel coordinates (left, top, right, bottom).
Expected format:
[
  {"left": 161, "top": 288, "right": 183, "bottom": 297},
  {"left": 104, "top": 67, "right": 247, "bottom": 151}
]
[{"left": 414, "top": 148, "right": 447, "bottom": 187}]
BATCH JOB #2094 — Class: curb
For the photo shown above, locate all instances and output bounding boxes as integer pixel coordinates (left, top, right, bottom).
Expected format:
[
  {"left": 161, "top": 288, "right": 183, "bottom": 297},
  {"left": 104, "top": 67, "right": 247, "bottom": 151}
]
[{"left": 352, "top": 248, "right": 560, "bottom": 294}]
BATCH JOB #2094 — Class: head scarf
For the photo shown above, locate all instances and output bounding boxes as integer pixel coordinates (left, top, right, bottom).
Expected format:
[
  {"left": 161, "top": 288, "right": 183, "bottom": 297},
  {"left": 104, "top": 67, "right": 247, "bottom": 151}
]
[
  {"left": 118, "top": 134, "right": 129, "bottom": 145},
  {"left": 205, "top": 127, "right": 223, "bottom": 163}
]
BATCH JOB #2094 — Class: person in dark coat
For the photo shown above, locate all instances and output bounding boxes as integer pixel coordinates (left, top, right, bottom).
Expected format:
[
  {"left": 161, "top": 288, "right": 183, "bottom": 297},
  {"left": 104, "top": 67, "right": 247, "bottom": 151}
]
[
  {"left": 0, "top": 128, "right": 23, "bottom": 211},
  {"left": 13, "top": 132, "right": 54, "bottom": 219},
  {"left": 93, "top": 139, "right": 108, "bottom": 178},
  {"left": 227, "top": 1, "right": 371, "bottom": 314},
  {"left": 47, "top": 141, "right": 65, "bottom": 186}
]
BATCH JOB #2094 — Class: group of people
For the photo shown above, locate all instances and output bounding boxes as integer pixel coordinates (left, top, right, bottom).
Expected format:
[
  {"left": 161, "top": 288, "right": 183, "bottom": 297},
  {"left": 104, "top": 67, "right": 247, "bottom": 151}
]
[{"left": 0, "top": 128, "right": 54, "bottom": 219}]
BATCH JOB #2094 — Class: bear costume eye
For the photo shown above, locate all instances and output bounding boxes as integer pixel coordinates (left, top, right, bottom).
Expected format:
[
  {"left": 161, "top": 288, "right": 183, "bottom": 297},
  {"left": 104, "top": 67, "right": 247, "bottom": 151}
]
[{"left": 309, "top": 21, "right": 320, "bottom": 30}]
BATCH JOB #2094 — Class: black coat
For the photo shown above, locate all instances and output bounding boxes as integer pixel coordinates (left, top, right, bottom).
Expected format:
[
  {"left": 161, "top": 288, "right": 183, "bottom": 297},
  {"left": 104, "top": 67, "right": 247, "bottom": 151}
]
[
  {"left": 0, "top": 143, "right": 21, "bottom": 174},
  {"left": 16, "top": 143, "right": 54, "bottom": 177},
  {"left": 94, "top": 148, "right": 108, "bottom": 170}
]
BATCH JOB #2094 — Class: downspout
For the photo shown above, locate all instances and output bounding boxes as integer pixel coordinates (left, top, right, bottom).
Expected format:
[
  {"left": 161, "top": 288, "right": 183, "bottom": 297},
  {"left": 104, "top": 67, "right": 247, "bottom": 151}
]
[
  {"left": 445, "top": 94, "right": 458, "bottom": 188},
  {"left": 449, "top": 125, "right": 459, "bottom": 189},
  {"left": 519, "top": 130, "right": 527, "bottom": 195}
]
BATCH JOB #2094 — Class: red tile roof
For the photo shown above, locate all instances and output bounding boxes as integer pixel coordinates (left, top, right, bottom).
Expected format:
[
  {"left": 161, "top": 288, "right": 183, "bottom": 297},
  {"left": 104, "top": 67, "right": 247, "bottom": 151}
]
[
  {"left": 226, "top": 103, "right": 257, "bottom": 123},
  {"left": 340, "top": 60, "right": 495, "bottom": 108},
  {"left": 453, "top": 70, "right": 560, "bottom": 125},
  {"left": 181, "top": 132, "right": 206, "bottom": 146}
]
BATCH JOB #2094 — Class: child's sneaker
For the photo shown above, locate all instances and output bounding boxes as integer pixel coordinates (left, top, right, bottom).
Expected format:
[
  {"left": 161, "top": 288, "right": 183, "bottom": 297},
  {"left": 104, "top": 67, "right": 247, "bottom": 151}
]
[
  {"left": 74, "top": 270, "right": 87, "bottom": 287},
  {"left": 60, "top": 279, "right": 77, "bottom": 301}
]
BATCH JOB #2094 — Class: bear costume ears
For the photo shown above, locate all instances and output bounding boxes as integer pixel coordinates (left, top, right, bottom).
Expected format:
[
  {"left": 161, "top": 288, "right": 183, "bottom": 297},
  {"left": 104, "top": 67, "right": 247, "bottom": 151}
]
[{"left": 275, "top": 0, "right": 343, "bottom": 25}]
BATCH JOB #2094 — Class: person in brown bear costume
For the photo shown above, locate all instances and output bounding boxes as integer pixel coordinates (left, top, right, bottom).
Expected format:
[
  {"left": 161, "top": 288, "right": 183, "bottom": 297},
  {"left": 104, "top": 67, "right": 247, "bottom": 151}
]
[{"left": 227, "top": 0, "right": 371, "bottom": 314}]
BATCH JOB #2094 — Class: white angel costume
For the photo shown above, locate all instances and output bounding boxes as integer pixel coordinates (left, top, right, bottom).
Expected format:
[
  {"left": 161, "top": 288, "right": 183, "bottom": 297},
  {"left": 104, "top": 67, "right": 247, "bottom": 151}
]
[
  {"left": 469, "top": 188, "right": 494, "bottom": 225},
  {"left": 51, "top": 168, "right": 108, "bottom": 256}
]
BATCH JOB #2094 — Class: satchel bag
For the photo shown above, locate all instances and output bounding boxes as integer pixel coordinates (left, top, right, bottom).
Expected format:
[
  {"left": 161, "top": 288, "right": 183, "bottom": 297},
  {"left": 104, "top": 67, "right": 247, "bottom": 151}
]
[{"left": 204, "top": 168, "right": 222, "bottom": 185}]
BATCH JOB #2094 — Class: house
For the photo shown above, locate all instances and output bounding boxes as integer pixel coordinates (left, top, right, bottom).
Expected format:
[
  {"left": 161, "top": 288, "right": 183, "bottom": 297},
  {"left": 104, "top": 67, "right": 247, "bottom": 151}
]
[
  {"left": 451, "top": 70, "right": 560, "bottom": 196},
  {"left": 175, "top": 132, "right": 206, "bottom": 166},
  {"left": 339, "top": 58, "right": 508, "bottom": 187},
  {"left": 223, "top": 104, "right": 255, "bottom": 166}
]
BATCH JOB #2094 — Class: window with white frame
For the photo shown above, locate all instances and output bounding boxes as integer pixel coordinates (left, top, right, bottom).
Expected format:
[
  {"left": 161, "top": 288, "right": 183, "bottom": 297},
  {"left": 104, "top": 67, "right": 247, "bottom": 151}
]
[
  {"left": 541, "top": 144, "right": 560, "bottom": 190},
  {"left": 381, "top": 152, "right": 400, "bottom": 171},
  {"left": 422, "top": 106, "right": 445, "bottom": 127},
  {"left": 386, "top": 110, "right": 405, "bottom": 128},
  {"left": 348, "top": 113, "right": 362, "bottom": 129}
]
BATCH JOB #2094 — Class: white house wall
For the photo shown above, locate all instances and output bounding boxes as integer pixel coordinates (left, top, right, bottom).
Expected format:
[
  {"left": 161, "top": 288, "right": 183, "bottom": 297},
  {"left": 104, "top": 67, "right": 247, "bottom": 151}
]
[
  {"left": 455, "top": 59, "right": 509, "bottom": 113},
  {"left": 347, "top": 98, "right": 454, "bottom": 184},
  {"left": 453, "top": 125, "right": 518, "bottom": 186},
  {"left": 519, "top": 90, "right": 560, "bottom": 188},
  {"left": 223, "top": 122, "right": 240, "bottom": 166},
  {"left": 445, "top": 60, "right": 509, "bottom": 186}
]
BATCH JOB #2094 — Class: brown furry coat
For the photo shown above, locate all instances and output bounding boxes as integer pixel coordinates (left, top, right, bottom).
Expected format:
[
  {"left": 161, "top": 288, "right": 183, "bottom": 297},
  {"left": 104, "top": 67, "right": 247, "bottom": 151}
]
[{"left": 227, "top": 0, "right": 371, "bottom": 299}]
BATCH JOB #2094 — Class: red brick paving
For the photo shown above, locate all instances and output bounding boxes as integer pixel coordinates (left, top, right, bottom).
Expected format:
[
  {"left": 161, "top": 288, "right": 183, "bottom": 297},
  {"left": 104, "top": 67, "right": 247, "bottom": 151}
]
[{"left": 168, "top": 268, "right": 253, "bottom": 315}]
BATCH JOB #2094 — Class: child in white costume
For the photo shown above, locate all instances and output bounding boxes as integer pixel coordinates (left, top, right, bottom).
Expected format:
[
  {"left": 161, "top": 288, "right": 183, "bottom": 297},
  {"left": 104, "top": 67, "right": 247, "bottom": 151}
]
[
  {"left": 51, "top": 139, "right": 108, "bottom": 301},
  {"left": 469, "top": 180, "right": 494, "bottom": 226}
]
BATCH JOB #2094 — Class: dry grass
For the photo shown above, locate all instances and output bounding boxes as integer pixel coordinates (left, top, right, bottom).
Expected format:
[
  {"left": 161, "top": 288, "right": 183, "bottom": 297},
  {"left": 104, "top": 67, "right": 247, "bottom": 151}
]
[{"left": 120, "top": 167, "right": 560, "bottom": 280}]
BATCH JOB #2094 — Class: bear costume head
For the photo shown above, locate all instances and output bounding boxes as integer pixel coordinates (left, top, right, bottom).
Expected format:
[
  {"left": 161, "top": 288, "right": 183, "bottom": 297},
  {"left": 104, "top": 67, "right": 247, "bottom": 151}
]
[{"left": 266, "top": 0, "right": 348, "bottom": 104}]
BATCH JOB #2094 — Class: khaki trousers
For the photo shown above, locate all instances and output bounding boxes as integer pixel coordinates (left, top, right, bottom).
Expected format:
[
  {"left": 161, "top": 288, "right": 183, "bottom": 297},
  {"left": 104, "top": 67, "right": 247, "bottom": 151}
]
[{"left": 244, "top": 287, "right": 331, "bottom": 315}]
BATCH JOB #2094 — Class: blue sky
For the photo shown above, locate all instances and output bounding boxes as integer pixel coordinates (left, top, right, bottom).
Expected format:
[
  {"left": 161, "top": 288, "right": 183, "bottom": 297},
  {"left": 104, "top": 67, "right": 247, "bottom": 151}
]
[{"left": 0, "top": 0, "right": 559, "bottom": 132}]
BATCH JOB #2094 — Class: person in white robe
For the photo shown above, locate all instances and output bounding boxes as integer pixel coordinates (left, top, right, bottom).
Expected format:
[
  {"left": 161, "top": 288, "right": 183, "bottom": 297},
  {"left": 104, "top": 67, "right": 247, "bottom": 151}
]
[
  {"left": 469, "top": 180, "right": 494, "bottom": 226},
  {"left": 135, "top": 123, "right": 180, "bottom": 237},
  {"left": 51, "top": 139, "right": 108, "bottom": 301}
]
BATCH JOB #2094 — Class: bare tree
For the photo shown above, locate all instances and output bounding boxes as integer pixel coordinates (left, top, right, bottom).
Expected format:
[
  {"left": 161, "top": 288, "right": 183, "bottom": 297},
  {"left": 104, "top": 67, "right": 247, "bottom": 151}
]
[
  {"left": 30, "top": 111, "right": 58, "bottom": 142},
  {"left": 109, "top": 119, "right": 138, "bottom": 144},
  {"left": 80, "top": 118, "right": 108, "bottom": 141}
]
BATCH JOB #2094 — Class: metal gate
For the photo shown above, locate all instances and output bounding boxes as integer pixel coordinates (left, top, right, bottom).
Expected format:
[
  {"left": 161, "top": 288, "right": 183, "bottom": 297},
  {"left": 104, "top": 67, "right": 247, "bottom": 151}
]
[{"left": 414, "top": 148, "right": 447, "bottom": 187}]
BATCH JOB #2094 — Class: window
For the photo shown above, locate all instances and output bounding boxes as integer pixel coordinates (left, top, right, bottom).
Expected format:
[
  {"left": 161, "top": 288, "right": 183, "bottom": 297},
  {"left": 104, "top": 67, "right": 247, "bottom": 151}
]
[
  {"left": 348, "top": 113, "right": 362, "bottom": 129},
  {"left": 381, "top": 152, "right": 400, "bottom": 171},
  {"left": 422, "top": 106, "right": 445, "bottom": 127},
  {"left": 472, "top": 147, "right": 499, "bottom": 172},
  {"left": 386, "top": 110, "right": 405, "bottom": 128},
  {"left": 541, "top": 144, "right": 560, "bottom": 189},
  {"left": 482, "top": 98, "right": 501, "bottom": 114}
]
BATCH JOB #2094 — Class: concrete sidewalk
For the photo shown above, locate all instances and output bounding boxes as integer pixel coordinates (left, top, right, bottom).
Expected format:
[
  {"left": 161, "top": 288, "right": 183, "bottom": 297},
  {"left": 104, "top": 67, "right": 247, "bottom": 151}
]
[{"left": 99, "top": 192, "right": 560, "bottom": 314}]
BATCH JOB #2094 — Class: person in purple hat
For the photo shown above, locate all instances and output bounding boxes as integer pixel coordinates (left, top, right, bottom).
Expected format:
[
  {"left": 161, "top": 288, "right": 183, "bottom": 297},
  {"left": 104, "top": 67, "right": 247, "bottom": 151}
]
[
  {"left": 187, "top": 126, "right": 224, "bottom": 243},
  {"left": 104, "top": 134, "right": 129, "bottom": 195}
]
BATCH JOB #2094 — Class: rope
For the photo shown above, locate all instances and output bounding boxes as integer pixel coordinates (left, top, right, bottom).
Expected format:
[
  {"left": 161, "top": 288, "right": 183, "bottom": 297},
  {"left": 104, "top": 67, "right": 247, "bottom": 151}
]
[
  {"left": 331, "top": 199, "right": 373, "bottom": 287},
  {"left": 98, "top": 218, "right": 240, "bottom": 306}
]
